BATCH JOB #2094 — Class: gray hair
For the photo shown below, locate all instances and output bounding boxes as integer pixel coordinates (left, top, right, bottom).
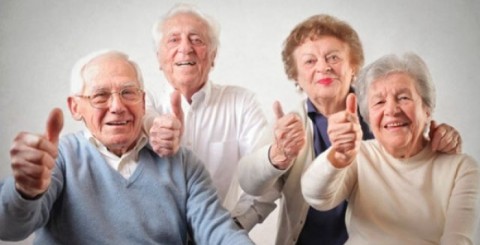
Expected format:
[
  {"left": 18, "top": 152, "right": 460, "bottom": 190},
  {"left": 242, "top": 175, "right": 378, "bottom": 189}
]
[
  {"left": 151, "top": 3, "right": 220, "bottom": 56},
  {"left": 70, "top": 50, "right": 144, "bottom": 95},
  {"left": 356, "top": 52, "right": 436, "bottom": 124}
]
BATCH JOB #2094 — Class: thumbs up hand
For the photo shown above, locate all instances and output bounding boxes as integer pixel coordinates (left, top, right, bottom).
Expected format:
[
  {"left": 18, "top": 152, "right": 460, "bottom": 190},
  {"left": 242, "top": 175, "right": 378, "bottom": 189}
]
[
  {"left": 10, "top": 108, "right": 64, "bottom": 199},
  {"left": 269, "top": 101, "right": 306, "bottom": 170},
  {"left": 326, "top": 93, "right": 362, "bottom": 168},
  {"left": 149, "top": 90, "right": 184, "bottom": 157}
]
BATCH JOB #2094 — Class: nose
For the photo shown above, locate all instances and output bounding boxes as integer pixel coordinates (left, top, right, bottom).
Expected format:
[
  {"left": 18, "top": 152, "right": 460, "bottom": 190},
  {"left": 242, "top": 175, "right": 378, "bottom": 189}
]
[
  {"left": 384, "top": 99, "right": 400, "bottom": 116},
  {"left": 316, "top": 58, "right": 332, "bottom": 73},
  {"left": 178, "top": 38, "right": 193, "bottom": 54},
  {"left": 108, "top": 93, "right": 127, "bottom": 113}
]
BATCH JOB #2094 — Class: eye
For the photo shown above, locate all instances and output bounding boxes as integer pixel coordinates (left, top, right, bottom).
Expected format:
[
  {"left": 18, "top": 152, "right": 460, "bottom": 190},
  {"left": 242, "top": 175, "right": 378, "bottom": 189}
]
[
  {"left": 91, "top": 91, "right": 110, "bottom": 102},
  {"left": 398, "top": 95, "right": 411, "bottom": 101},
  {"left": 372, "top": 99, "right": 385, "bottom": 106},
  {"left": 167, "top": 36, "right": 179, "bottom": 43},
  {"left": 304, "top": 58, "right": 316, "bottom": 65},
  {"left": 190, "top": 36, "right": 204, "bottom": 45},
  {"left": 121, "top": 88, "right": 140, "bottom": 100},
  {"left": 326, "top": 54, "right": 341, "bottom": 64}
]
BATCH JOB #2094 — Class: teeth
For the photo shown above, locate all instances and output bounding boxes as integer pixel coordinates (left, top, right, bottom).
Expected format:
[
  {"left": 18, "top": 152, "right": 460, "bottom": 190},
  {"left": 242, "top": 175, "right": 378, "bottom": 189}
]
[
  {"left": 107, "top": 121, "right": 128, "bottom": 126},
  {"left": 385, "top": 122, "right": 406, "bottom": 127},
  {"left": 175, "top": 61, "right": 196, "bottom": 66}
]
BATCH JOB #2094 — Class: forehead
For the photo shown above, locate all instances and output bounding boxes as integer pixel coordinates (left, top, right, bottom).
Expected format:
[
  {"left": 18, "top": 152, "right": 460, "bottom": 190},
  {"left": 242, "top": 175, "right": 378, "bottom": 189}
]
[
  {"left": 295, "top": 36, "right": 349, "bottom": 55},
  {"left": 82, "top": 56, "right": 139, "bottom": 89},
  {"left": 370, "top": 73, "right": 417, "bottom": 94},
  {"left": 162, "top": 12, "right": 209, "bottom": 36}
]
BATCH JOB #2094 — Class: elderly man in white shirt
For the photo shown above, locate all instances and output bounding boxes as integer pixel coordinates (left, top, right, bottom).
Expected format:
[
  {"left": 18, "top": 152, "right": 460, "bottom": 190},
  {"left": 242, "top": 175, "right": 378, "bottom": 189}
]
[{"left": 143, "top": 4, "right": 276, "bottom": 230}]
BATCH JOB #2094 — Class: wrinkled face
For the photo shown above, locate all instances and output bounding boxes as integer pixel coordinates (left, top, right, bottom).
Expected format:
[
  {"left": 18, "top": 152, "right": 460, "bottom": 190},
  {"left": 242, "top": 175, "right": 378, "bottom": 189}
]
[
  {"left": 157, "top": 12, "right": 214, "bottom": 93},
  {"left": 293, "top": 36, "right": 355, "bottom": 104},
  {"left": 68, "top": 55, "right": 145, "bottom": 156},
  {"left": 368, "top": 73, "right": 430, "bottom": 158}
]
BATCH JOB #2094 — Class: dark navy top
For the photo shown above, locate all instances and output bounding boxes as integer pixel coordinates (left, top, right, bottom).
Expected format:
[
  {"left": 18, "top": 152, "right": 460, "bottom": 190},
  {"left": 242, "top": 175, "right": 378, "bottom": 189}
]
[{"left": 297, "top": 92, "right": 374, "bottom": 245}]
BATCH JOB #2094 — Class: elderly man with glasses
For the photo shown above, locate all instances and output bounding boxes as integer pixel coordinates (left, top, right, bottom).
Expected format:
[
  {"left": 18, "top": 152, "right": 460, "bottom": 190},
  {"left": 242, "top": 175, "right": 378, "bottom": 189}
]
[{"left": 0, "top": 50, "right": 254, "bottom": 245}]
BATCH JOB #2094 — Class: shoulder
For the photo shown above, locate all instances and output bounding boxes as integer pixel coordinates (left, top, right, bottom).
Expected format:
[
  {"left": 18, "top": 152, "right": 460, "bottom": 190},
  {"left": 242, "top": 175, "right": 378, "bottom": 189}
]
[
  {"left": 211, "top": 83, "right": 257, "bottom": 100},
  {"left": 435, "top": 152, "right": 479, "bottom": 171}
]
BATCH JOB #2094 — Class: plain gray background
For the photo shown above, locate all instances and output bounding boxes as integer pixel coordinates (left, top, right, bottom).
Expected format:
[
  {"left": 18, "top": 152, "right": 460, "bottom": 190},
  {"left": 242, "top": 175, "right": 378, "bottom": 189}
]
[{"left": 1, "top": 0, "right": 479, "bottom": 244}]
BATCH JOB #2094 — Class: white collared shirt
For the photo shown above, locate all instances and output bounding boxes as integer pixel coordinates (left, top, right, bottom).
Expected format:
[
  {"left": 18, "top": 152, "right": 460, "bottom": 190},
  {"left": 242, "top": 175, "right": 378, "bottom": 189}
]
[
  {"left": 84, "top": 130, "right": 148, "bottom": 179},
  {"left": 144, "top": 81, "right": 269, "bottom": 210}
]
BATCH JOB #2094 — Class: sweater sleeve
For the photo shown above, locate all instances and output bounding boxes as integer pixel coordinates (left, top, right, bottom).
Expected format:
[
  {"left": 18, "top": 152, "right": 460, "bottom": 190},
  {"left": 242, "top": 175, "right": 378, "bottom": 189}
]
[
  {"left": 0, "top": 152, "right": 65, "bottom": 241},
  {"left": 183, "top": 150, "right": 254, "bottom": 245},
  {"left": 238, "top": 145, "right": 289, "bottom": 196},
  {"left": 301, "top": 147, "right": 356, "bottom": 211},
  {"left": 441, "top": 155, "right": 480, "bottom": 245}
]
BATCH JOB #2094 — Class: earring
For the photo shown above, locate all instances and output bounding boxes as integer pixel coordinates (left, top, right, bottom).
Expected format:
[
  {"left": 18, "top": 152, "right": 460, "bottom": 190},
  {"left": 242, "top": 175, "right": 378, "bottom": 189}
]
[{"left": 295, "top": 83, "right": 303, "bottom": 92}]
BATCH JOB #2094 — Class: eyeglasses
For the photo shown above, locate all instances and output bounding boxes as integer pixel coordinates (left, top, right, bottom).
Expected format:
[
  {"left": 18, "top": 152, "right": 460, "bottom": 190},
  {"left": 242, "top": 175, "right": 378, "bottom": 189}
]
[{"left": 76, "top": 87, "right": 144, "bottom": 109}]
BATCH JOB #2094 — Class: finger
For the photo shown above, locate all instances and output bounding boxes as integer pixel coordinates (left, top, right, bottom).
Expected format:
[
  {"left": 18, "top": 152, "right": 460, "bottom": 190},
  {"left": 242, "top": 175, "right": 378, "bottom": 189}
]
[
  {"left": 346, "top": 93, "right": 357, "bottom": 115},
  {"left": 170, "top": 90, "right": 184, "bottom": 124},
  {"left": 429, "top": 120, "right": 439, "bottom": 150},
  {"left": 435, "top": 128, "right": 458, "bottom": 153},
  {"left": 273, "top": 101, "right": 285, "bottom": 120},
  {"left": 45, "top": 108, "right": 64, "bottom": 146}
]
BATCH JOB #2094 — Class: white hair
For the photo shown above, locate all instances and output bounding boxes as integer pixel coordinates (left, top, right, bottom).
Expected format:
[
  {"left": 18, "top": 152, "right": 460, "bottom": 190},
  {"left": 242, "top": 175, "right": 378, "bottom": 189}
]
[
  {"left": 151, "top": 3, "right": 220, "bottom": 56},
  {"left": 70, "top": 50, "right": 144, "bottom": 95}
]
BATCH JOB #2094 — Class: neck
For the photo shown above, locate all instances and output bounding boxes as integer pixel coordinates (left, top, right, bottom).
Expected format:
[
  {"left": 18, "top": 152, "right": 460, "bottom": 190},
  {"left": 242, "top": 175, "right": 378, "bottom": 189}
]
[
  {"left": 311, "top": 96, "right": 346, "bottom": 117},
  {"left": 176, "top": 83, "right": 206, "bottom": 104}
]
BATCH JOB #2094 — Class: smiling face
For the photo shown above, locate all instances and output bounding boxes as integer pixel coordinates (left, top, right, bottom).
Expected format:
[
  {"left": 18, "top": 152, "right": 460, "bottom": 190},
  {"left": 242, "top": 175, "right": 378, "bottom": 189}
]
[
  {"left": 68, "top": 55, "right": 145, "bottom": 156},
  {"left": 293, "top": 36, "right": 355, "bottom": 113},
  {"left": 157, "top": 12, "right": 215, "bottom": 100},
  {"left": 368, "top": 72, "right": 431, "bottom": 158}
]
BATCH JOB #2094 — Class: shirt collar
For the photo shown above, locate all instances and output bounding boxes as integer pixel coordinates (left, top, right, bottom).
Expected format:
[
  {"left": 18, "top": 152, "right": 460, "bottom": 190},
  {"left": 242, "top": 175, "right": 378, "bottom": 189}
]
[
  {"left": 165, "top": 80, "right": 212, "bottom": 108},
  {"left": 83, "top": 129, "right": 148, "bottom": 161}
]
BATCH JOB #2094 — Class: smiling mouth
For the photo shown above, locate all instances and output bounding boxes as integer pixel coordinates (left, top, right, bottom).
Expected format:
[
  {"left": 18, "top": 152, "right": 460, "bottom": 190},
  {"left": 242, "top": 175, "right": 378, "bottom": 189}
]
[
  {"left": 384, "top": 122, "right": 408, "bottom": 128},
  {"left": 318, "top": 78, "right": 333, "bottom": 85},
  {"left": 106, "top": 121, "right": 130, "bottom": 126},
  {"left": 175, "top": 61, "right": 196, "bottom": 66}
]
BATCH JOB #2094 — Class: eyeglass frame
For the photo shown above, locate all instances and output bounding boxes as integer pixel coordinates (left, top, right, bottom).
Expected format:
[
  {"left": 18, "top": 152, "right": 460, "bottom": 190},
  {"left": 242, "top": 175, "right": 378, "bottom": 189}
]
[{"left": 75, "top": 87, "right": 144, "bottom": 109}]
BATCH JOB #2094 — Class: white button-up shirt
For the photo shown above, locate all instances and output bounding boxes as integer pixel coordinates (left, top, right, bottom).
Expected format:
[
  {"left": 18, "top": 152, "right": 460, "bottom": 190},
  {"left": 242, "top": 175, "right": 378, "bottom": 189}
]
[{"left": 145, "top": 81, "right": 276, "bottom": 229}]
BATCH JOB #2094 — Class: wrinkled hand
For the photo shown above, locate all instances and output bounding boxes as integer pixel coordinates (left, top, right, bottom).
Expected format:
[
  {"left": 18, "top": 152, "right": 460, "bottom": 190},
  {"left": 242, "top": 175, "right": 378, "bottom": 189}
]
[
  {"left": 10, "top": 108, "right": 64, "bottom": 199},
  {"left": 269, "top": 101, "right": 305, "bottom": 170},
  {"left": 429, "top": 120, "right": 462, "bottom": 154},
  {"left": 327, "top": 93, "right": 362, "bottom": 168},
  {"left": 150, "top": 90, "right": 184, "bottom": 157}
]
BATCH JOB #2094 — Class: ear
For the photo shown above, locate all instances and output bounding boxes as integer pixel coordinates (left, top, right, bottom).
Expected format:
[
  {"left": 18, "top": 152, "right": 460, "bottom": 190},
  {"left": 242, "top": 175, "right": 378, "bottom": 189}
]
[
  {"left": 210, "top": 49, "right": 217, "bottom": 68},
  {"left": 156, "top": 51, "right": 163, "bottom": 70},
  {"left": 67, "top": 96, "right": 83, "bottom": 121}
]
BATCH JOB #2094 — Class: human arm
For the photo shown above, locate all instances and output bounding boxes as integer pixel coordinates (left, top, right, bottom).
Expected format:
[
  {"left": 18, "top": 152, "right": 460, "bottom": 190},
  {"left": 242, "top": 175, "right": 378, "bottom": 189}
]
[
  {"left": 301, "top": 148, "right": 357, "bottom": 211},
  {"left": 441, "top": 156, "right": 480, "bottom": 244},
  {"left": 302, "top": 94, "right": 361, "bottom": 210},
  {"left": 0, "top": 108, "right": 64, "bottom": 240},
  {"left": 144, "top": 90, "right": 183, "bottom": 157},
  {"left": 184, "top": 151, "right": 254, "bottom": 245}
]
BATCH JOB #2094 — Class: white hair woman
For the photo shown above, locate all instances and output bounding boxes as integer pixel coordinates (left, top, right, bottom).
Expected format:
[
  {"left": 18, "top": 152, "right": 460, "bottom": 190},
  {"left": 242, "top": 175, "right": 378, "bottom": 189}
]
[{"left": 302, "top": 52, "right": 480, "bottom": 244}]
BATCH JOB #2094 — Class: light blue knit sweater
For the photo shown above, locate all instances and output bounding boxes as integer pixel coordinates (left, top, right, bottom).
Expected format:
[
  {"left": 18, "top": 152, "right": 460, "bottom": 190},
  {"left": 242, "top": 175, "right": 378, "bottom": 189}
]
[{"left": 0, "top": 131, "right": 253, "bottom": 245}]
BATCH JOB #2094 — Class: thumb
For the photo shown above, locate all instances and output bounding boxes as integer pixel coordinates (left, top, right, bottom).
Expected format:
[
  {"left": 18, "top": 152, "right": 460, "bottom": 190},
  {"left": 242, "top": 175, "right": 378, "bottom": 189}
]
[
  {"left": 429, "top": 120, "right": 438, "bottom": 137},
  {"left": 170, "top": 90, "right": 184, "bottom": 124},
  {"left": 45, "top": 108, "right": 64, "bottom": 145},
  {"left": 273, "top": 101, "right": 285, "bottom": 120},
  {"left": 346, "top": 93, "right": 357, "bottom": 115}
]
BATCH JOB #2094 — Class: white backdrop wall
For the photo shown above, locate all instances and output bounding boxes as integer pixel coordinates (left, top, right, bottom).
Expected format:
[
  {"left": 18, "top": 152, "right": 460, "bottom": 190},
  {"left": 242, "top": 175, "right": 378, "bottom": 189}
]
[{"left": 1, "top": 1, "right": 479, "bottom": 244}]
